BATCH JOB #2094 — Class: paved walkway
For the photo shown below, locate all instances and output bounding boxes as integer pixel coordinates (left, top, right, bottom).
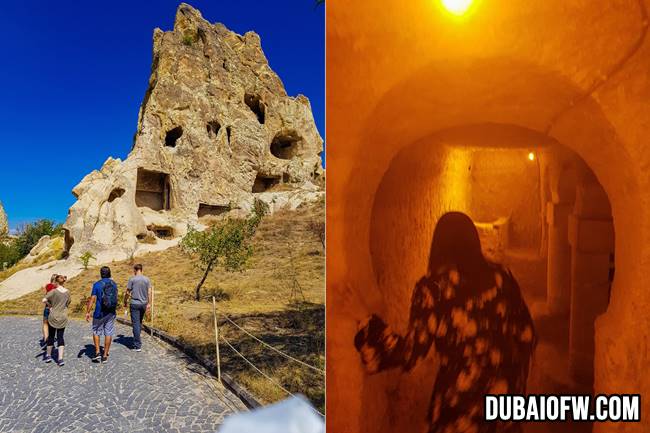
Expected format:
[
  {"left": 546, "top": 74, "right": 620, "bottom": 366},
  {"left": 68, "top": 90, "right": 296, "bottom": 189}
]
[{"left": 0, "top": 316, "right": 246, "bottom": 433}]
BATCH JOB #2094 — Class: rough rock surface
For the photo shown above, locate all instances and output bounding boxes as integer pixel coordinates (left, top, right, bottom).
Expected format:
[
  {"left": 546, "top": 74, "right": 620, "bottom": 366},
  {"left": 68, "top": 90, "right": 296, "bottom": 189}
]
[
  {"left": 63, "top": 3, "right": 324, "bottom": 263},
  {"left": 0, "top": 201, "right": 8, "bottom": 237}
]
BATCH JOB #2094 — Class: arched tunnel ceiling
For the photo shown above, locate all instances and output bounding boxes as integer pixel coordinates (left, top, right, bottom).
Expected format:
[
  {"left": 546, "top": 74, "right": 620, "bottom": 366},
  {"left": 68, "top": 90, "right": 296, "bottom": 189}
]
[
  {"left": 362, "top": 58, "right": 581, "bottom": 145},
  {"left": 328, "top": 0, "right": 645, "bottom": 122}
]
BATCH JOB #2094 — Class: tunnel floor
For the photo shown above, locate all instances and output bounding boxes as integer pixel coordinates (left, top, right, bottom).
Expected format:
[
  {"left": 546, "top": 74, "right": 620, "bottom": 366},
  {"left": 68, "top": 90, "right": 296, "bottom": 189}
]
[{"left": 505, "top": 250, "right": 592, "bottom": 433}]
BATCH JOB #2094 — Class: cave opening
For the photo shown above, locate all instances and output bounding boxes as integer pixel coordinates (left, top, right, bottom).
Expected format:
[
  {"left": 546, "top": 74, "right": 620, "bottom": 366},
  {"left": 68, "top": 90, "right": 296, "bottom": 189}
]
[
  {"left": 270, "top": 130, "right": 302, "bottom": 160},
  {"left": 147, "top": 225, "right": 174, "bottom": 239},
  {"left": 197, "top": 203, "right": 230, "bottom": 218},
  {"left": 207, "top": 120, "right": 221, "bottom": 138},
  {"left": 135, "top": 168, "right": 171, "bottom": 211},
  {"left": 107, "top": 188, "right": 125, "bottom": 202},
  {"left": 62, "top": 228, "right": 74, "bottom": 259},
  {"left": 252, "top": 173, "right": 280, "bottom": 193},
  {"left": 244, "top": 93, "right": 265, "bottom": 124},
  {"left": 165, "top": 126, "right": 183, "bottom": 147}
]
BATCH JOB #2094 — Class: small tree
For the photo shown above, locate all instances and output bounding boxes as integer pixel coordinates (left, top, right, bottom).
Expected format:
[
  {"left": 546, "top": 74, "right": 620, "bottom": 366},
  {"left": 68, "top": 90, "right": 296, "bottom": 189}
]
[
  {"left": 181, "top": 199, "right": 268, "bottom": 300},
  {"left": 79, "top": 251, "right": 96, "bottom": 270}
]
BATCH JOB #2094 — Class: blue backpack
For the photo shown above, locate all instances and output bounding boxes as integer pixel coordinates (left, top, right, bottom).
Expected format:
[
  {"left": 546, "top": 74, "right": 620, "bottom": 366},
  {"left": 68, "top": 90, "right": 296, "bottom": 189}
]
[{"left": 101, "top": 280, "right": 118, "bottom": 313}]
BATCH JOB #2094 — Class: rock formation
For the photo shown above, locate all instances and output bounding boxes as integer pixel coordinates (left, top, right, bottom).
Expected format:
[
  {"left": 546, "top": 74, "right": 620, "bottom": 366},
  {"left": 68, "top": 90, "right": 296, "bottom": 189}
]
[
  {"left": 0, "top": 201, "right": 8, "bottom": 237},
  {"left": 63, "top": 3, "right": 324, "bottom": 263}
]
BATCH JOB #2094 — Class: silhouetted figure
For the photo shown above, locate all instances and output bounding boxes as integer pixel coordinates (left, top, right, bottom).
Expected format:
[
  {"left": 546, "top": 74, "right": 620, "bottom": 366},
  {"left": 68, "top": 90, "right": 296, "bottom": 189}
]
[{"left": 355, "top": 212, "right": 536, "bottom": 433}]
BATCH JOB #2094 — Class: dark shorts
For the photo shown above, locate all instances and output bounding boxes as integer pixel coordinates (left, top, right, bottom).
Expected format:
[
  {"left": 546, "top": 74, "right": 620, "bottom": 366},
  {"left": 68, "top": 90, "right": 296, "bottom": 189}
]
[{"left": 43, "top": 307, "right": 50, "bottom": 319}]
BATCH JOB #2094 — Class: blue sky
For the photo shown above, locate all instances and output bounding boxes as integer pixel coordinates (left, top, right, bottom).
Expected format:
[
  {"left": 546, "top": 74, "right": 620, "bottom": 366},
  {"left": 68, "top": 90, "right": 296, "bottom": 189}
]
[{"left": 0, "top": 1, "right": 324, "bottom": 229}]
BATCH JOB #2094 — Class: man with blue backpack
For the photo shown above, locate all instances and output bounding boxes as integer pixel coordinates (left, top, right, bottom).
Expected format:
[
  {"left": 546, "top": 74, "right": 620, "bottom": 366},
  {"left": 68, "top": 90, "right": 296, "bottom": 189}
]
[{"left": 85, "top": 266, "right": 118, "bottom": 363}]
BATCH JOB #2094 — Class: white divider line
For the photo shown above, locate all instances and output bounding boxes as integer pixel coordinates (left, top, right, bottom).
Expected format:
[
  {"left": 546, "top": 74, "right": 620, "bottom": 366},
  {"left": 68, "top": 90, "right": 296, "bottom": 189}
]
[
  {"left": 216, "top": 308, "right": 325, "bottom": 374},
  {"left": 220, "top": 334, "right": 324, "bottom": 418}
]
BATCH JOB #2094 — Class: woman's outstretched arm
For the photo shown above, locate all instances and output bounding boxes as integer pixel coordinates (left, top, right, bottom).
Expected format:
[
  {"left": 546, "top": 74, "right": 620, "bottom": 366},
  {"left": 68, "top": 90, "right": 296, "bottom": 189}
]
[{"left": 354, "top": 276, "right": 441, "bottom": 373}]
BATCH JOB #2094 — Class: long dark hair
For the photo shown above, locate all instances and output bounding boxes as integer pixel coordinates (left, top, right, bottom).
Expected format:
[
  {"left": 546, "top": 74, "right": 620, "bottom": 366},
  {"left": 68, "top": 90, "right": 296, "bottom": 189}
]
[{"left": 428, "top": 212, "right": 494, "bottom": 290}]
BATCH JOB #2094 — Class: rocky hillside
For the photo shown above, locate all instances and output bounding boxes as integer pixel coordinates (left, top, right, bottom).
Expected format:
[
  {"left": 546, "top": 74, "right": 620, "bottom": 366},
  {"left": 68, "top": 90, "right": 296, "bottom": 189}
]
[{"left": 63, "top": 3, "right": 324, "bottom": 264}]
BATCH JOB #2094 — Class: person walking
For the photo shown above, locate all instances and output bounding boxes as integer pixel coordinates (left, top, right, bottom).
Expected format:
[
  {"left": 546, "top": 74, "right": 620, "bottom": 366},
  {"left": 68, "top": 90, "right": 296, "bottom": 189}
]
[
  {"left": 40, "top": 274, "right": 58, "bottom": 348},
  {"left": 85, "top": 266, "right": 118, "bottom": 363},
  {"left": 42, "top": 275, "right": 70, "bottom": 366},
  {"left": 354, "top": 212, "right": 536, "bottom": 433},
  {"left": 124, "top": 264, "right": 151, "bottom": 352}
]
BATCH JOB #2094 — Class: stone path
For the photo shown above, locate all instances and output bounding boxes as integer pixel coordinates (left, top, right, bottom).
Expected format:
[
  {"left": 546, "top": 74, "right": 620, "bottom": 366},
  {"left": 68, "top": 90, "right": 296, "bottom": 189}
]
[{"left": 0, "top": 316, "right": 246, "bottom": 433}]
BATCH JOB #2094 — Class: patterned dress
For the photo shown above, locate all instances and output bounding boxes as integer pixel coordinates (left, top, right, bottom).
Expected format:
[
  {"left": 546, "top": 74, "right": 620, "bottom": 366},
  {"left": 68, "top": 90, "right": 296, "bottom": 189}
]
[{"left": 355, "top": 264, "right": 536, "bottom": 433}]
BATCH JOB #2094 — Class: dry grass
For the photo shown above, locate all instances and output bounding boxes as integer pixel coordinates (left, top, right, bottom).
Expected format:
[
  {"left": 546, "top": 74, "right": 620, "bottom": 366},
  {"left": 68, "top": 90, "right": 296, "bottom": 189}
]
[
  {"left": 0, "top": 236, "right": 64, "bottom": 281},
  {"left": 0, "top": 204, "right": 324, "bottom": 411}
]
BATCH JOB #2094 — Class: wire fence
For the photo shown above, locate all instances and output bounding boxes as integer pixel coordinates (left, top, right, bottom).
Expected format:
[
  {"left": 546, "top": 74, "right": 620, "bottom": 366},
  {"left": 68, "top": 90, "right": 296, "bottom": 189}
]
[{"left": 211, "top": 298, "right": 325, "bottom": 418}]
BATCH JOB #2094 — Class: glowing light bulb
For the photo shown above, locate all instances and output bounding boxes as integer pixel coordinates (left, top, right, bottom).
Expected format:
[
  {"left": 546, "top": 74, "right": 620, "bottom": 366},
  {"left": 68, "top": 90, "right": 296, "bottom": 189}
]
[
  {"left": 528, "top": 152, "right": 535, "bottom": 161},
  {"left": 441, "top": 0, "right": 474, "bottom": 15}
]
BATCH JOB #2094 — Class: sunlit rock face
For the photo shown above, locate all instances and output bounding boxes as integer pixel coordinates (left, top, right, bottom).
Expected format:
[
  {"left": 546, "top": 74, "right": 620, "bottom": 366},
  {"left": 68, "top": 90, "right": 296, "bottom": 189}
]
[
  {"left": 0, "top": 201, "right": 7, "bottom": 237},
  {"left": 63, "top": 3, "right": 323, "bottom": 263}
]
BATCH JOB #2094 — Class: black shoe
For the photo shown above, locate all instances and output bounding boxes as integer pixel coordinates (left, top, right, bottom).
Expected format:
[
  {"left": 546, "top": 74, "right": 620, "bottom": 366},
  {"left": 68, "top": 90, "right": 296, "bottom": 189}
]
[
  {"left": 92, "top": 353, "right": 101, "bottom": 363},
  {"left": 101, "top": 355, "right": 109, "bottom": 363},
  {"left": 58, "top": 359, "right": 65, "bottom": 367}
]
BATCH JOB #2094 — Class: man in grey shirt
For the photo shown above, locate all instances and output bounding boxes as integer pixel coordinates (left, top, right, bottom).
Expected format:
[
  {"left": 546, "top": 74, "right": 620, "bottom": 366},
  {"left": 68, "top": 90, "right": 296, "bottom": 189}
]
[{"left": 123, "top": 264, "right": 152, "bottom": 351}]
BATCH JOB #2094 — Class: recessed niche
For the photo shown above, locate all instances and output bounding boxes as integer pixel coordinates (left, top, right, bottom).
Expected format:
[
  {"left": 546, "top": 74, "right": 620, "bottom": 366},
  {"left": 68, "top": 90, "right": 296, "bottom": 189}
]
[
  {"left": 147, "top": 225, "right": 173, "bottom": 239},
  {"left": 198, "top": 203, "right": 230, "bottom": 218},
  {"left": 135, "top": 168, "right": 171, "bottom": 211},
  {"left": 252, "top": 173, "right": 281, "bottom": 193},
  {"left": 207, "top": 121, "right": 221, "bottom": 138},
  {"left": 107, "top": 188, "right": 125, "bottom": 202},
  {"left": 270, "top": 131, "right": 302, "bottom": 159},
  {"left": 165, "top": 126, "right": 183, "bottom": 147},
  {"left": 62, "top": 229, "right": 74, "bottom": 258},
  {"left": 244, "top": 93, "right": 265, "bottom": 124}
]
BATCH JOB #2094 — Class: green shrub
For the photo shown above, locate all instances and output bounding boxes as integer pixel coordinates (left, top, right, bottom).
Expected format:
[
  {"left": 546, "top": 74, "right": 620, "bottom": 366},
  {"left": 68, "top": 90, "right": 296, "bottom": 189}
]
[
  {"left": 79, "top": 251, "right": 96, "bottom": 270},
  {"left": 0, "top": 241, "right": 21, "bottom": 269},
  {"left": 182, "top": 34, "right": 194, "bottom": 46},
  {"left": 13, "top": 219, "right": 62, "bottom": 257}
]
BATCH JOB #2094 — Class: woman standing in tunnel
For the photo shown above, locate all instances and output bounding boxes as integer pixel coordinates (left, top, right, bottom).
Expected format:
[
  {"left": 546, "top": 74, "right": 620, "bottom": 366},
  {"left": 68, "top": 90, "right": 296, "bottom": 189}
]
[{"left": 354, "top": 212, "right": 536, "bottom": 433}]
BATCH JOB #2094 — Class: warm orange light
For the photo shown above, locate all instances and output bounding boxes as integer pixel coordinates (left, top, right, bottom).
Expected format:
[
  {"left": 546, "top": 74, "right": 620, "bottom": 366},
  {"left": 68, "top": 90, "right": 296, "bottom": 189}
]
[
  {"left": 441, "top": 0, "right": 474, "bottom": 15},
  {"left": 528, "top": 152, "right": 535, "bottom": 161}
]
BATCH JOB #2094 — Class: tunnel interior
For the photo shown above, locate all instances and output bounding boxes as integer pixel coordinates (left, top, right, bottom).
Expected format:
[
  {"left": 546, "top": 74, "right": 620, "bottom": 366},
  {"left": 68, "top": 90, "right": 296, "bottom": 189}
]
[
  {"left": 135, "top": 168, "right": 172, "bottom": 211},
  {"left": 368, "top": 124, "right": 614, "bottom": 433}
]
